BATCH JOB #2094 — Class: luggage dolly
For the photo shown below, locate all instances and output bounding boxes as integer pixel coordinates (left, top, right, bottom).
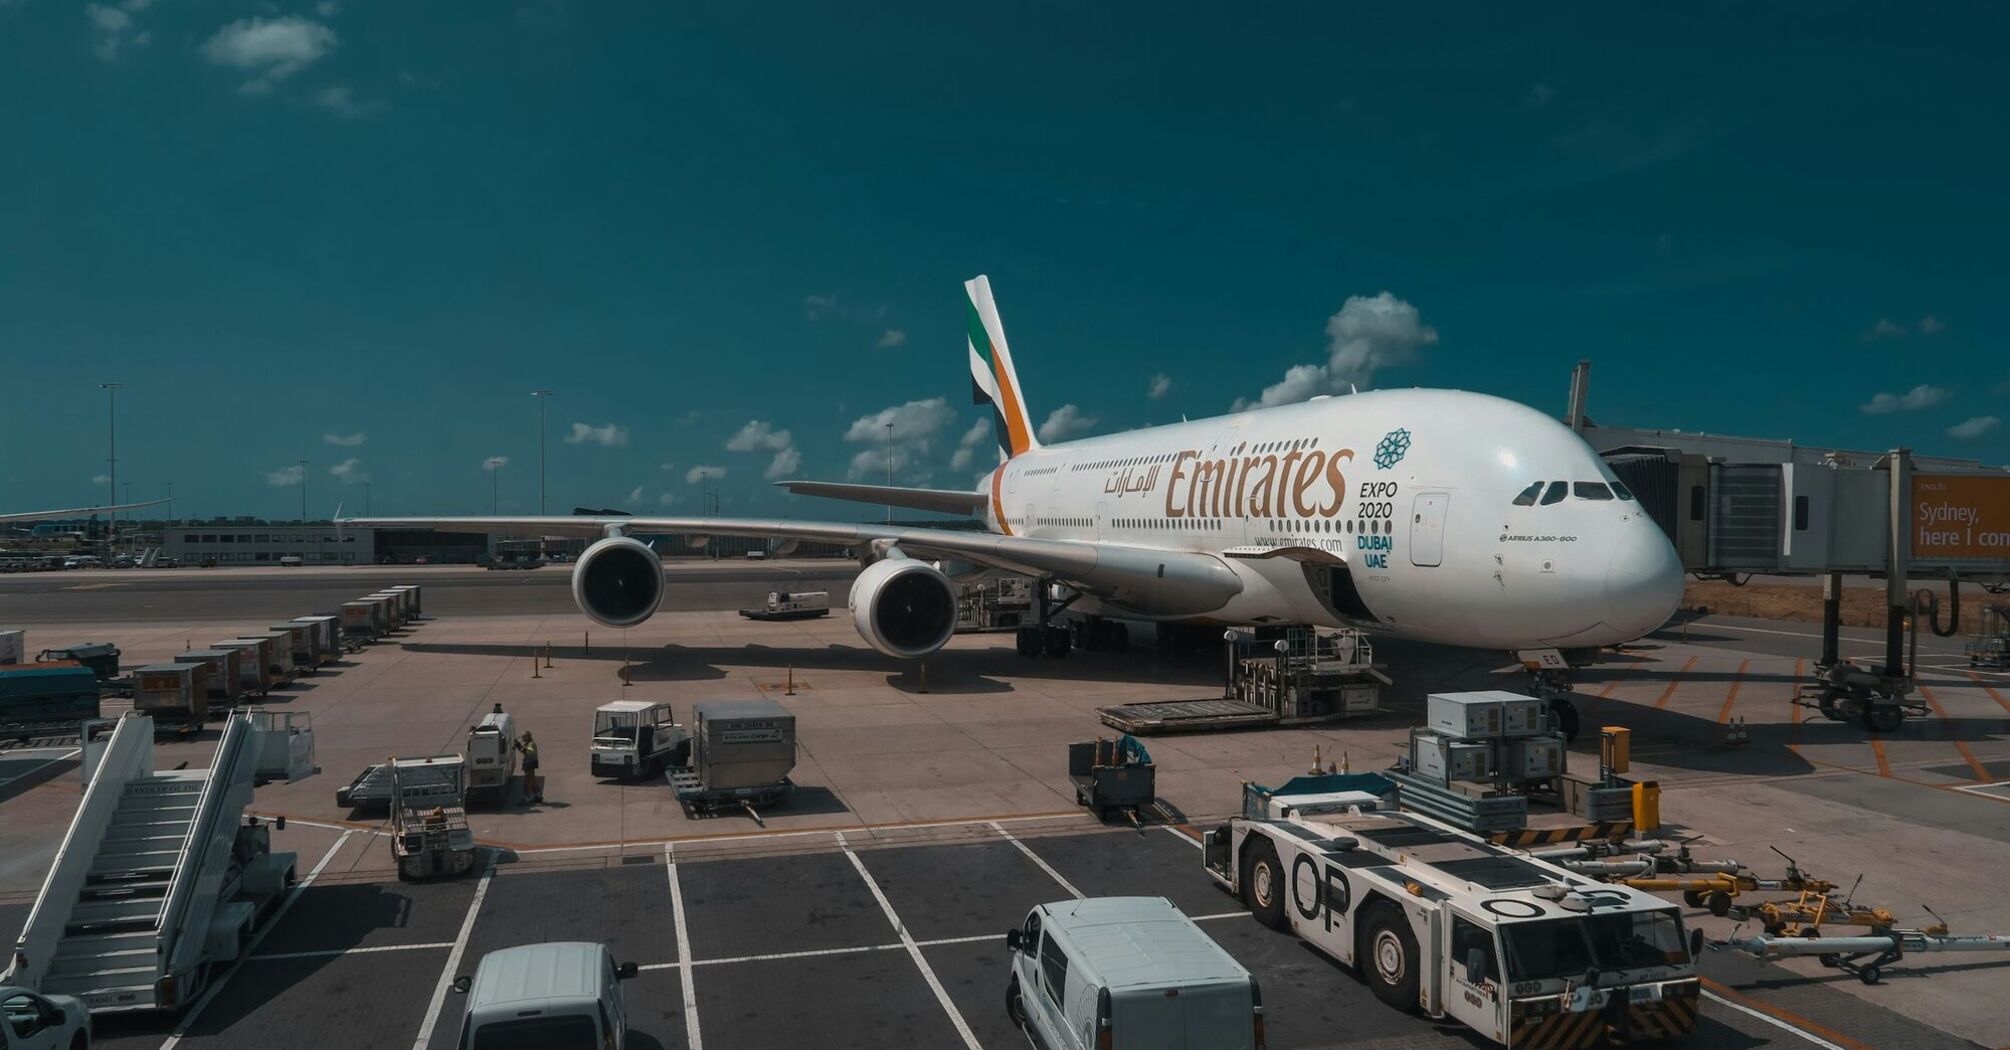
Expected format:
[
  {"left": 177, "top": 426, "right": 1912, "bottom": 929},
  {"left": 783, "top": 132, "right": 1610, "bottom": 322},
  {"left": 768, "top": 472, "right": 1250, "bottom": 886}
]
[{"left": 668, "top": 768, "right": 793, "bottom": 825}]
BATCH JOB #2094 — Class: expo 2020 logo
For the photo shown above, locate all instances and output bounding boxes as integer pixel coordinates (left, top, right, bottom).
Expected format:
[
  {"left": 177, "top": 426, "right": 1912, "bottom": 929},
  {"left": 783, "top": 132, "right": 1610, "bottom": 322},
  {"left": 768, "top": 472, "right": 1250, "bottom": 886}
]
[{"left": 1373, "top": 428, "right": 1411, "bottom": 470}]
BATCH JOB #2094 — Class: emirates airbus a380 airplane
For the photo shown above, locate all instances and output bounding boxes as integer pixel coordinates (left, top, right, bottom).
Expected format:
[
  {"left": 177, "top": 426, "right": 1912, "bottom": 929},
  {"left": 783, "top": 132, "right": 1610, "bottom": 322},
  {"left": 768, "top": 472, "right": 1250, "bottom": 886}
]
[{"left": 355, "top": 276, "right": 1682, "bottom": 675}]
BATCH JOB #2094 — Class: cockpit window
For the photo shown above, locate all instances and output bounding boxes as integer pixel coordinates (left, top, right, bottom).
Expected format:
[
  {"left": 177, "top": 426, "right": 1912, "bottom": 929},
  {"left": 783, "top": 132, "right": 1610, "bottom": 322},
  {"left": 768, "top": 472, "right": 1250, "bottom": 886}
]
[
  {"left": 1511, "top": 482, "right": 1544, "bottom": 507},
  {"left": 1539, "top": 482, "right": 1568, "bottom": 506},
  {"left": 1611, "top": 481, "right": 1636, "bottom": 501},
  {"left": 1574, "top": 482, "right": 1614, "bottom": 501}
]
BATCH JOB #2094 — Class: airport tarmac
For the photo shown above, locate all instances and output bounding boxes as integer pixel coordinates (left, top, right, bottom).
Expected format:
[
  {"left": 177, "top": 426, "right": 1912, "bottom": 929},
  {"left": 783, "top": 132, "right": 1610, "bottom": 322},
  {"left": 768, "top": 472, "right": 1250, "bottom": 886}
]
[{"left": 4, "top": 564, "right": 2009, "bottom": 1047}]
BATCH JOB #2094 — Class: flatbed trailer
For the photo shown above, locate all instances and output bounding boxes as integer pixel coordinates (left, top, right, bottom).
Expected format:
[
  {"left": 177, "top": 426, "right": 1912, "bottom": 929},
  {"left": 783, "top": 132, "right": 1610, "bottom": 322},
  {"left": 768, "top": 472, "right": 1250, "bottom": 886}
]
[
  {"left": 335, "top": 762, "right": 392, "bottom": 810},
  {"left": 1203, "top": 776, "right": 1702, "bottom": 1048},
  {"left": 668, "top": 770, "right": 793, "bottom": 817},
  {"left": 738, "top": 590, "right": 830, "bottom": 621}
]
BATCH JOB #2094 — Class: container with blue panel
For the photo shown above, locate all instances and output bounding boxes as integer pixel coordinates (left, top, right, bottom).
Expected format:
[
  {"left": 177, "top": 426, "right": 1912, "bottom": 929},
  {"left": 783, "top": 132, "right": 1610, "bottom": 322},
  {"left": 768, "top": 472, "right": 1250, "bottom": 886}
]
[{"left": 0, "top": 661, "right": 102, "bottom": 735}]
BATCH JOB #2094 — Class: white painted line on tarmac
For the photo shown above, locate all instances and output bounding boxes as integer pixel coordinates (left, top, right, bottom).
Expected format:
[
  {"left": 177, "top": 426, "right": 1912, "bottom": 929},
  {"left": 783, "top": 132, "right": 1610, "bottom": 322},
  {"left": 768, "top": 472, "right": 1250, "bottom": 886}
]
[
  {"left": 1191, "top": 911, "right": 1249, "bottom": 922},
  {"left": 1699, "top": 990, "right": 1850, "bottom": 1050},
  {"left": 161, "top": 829, "right": 353, "bottom": 1050},
  {"left": 838, "top": 831, "right": 981, "bottom": 1050},
  {"left": 409, "top": 854, "right": 495, "bottom": 1050},
  {"left": 991, "top": 820, "right": 1084, "bottom": 899},
  {"left": 665, "top": 843, "right": 704, "bottom": 1050},
  {"left": 1698, "top": 622, "right": 1966, "bottom": 658},
  {"left": 1163, "top": 826, "right": 1203, "bottom": 849},
  {"left": 253, "top": 941, "right": 455, "bottom": 962},
  {"left": 640, "top": 941, "right": 908, "bottom": 971},
  {"left": 509, "top": 811, "right": 1087, "bottom": 855}
]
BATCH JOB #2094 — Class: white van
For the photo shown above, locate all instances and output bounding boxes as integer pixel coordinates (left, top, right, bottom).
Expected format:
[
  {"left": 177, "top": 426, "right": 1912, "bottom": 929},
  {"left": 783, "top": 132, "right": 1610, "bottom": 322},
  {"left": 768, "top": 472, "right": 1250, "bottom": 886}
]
[
  {"left": 466, "top": 705, "right": 519, "bottom": 801},
  {"left": 1005, "top": 896, "right": 1263, "bottom": 1050},
  {"left": 453, "top": 941, "right": 637, "bottom": 1050}
]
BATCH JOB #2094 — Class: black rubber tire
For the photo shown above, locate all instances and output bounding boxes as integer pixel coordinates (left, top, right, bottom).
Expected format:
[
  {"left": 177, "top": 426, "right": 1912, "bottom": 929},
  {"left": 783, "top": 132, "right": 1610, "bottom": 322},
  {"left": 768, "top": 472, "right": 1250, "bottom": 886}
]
[
  {"left": 1005, "top": 978, "right": 1028, "bottom": 1029},
  {"left": 1101, "top": 621, "right": 1129, "bottom": 652},
  {"left": 1015, "top": 629, "right": 1039, "bottom": 657},
  {"left": 1706, "top": 891, "right": 1734, "bottom": 917},
  {"left": 1242, "top": 839, "right": 1287, "bottom": 931},
  {"left": 1861, "top": 966, "right": 1882, "bottom": 985},
  {"left": 1817, "top": 689, "right": 1845, "bottom": 722},
  {"left": 72, "top": 1033, "right": 87, "bottom": 1050},
  {"left": 1360, "top": 904, "right": 1422, "bottom": 1012},
  {"left": 1862, "top": 705, "right": 1904, "bottom": 733},
  {"left": 1682, "top": 889, "right": 1706, "bottom": 908},
  {"left": 1044, "top": 627, "right": 1072, "bottom": 658},
  {"left": 1548, "top": 698, "right": 1582, "bottom": 742}
]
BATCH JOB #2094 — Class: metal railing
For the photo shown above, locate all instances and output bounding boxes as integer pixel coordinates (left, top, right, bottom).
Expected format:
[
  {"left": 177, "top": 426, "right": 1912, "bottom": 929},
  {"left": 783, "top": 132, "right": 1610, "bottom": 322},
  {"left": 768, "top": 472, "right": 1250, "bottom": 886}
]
[
  {"left": 3, "top": 713, "right": 157, "bottom": 989},
  {"left": 156, "top": 713, "right": 255, "bottom": 982}
]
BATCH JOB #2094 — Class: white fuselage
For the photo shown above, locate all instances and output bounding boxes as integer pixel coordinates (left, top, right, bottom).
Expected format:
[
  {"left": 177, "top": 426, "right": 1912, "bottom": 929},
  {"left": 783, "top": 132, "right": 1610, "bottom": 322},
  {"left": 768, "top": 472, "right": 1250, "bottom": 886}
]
[{"left": 981, "top": 388, "right": 1683, "bottom": 651}]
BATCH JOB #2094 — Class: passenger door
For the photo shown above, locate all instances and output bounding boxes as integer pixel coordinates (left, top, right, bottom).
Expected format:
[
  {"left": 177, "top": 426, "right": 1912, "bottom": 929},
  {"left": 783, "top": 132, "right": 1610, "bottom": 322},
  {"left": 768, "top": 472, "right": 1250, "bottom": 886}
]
[
  {"left": 1410, "top": 492, "right": 1449, "bottom": 567},
  {"left": 1036, "top": 933, "right": 1085, "bottom": 1049}
]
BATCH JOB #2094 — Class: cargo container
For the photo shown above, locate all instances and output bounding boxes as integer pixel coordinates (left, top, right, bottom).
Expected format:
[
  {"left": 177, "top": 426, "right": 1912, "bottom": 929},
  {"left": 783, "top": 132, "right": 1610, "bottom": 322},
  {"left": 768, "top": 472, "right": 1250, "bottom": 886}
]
[
  {"left": 340, "top": 601, "right": 381, "bottom": 641},
  {"left": 0, "top": 628, "right": 24, "bottom": 666},
  {"left": 235, "top": 633, "right": 298, "bottom": 685},
  {"left": 690, "top": 700, "right": 796, "bottom": 790},
  {"left": 1426, "top": 691, "right": 1547, "bottom": 740},
  {"left": 292, "top": 615, "right": 341, "bottom": 662},
  {"left": 365, "top": 593, "right": 405, "bottom": 629},
  {"left": 267, "top": 622, "right": 320, "bottom": 671},
  {"left": 133, "top": 662, "right": 205, "bottom": 726},
  {"left": 174, "top": 649, "right": 245, "bottom": 702},
  {"left": 32, "top": 641, "right": 121, "bottom": 681},
  {"left": 212, "top": 637, "right": 283, "bottom": 693},
  {"left": 0, "top": 661, "right": 100, "bottom": 735},
  {"left": 387, "top": 584, "right": 422, "bottom": 616}
]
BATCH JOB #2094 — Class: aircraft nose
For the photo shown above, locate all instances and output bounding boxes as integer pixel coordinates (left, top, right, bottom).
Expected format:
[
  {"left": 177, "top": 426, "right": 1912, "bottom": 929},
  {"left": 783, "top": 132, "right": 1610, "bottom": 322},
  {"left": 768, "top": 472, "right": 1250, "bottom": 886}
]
[{"left": 1604, "top": 525, "right": 1684, "bottom": 640}]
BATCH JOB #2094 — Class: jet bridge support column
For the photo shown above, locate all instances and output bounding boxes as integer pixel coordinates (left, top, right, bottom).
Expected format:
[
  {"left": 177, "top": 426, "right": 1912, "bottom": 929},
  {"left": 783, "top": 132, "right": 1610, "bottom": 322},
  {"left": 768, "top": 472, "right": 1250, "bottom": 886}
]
[
  {"left": 1820, "top": 572, "right": 1842, "bottom": 670},
  {"left": 1883, "top": 449, "right": 1912, "bottom": 679}
]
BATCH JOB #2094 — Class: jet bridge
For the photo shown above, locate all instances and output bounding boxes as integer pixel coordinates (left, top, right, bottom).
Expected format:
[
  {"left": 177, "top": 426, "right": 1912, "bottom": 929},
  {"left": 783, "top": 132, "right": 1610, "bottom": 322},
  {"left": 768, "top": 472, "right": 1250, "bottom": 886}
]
[{"left": 1, "top": 712, "right": 296, "bottom": 1012}]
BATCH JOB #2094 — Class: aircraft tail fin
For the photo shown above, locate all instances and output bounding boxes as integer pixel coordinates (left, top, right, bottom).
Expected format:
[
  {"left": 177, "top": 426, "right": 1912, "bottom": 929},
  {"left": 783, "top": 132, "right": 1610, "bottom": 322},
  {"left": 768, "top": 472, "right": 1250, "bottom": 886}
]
[{"left": 965, "top": 275, "right": 1039, "bottom": 460}]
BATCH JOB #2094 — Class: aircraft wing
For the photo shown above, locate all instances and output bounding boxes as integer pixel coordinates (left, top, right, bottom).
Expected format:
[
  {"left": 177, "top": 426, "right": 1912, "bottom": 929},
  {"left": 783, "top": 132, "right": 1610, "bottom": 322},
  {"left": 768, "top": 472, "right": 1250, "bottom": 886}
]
[
  {"left": 0, "top": 497, "right": 171, "bottom": 524},
  {"left": 345, "top": 515, "right": 1243, "bottom": 616},
  {"left": 772, "top": 480, "right": 989, "bottom": 517}
]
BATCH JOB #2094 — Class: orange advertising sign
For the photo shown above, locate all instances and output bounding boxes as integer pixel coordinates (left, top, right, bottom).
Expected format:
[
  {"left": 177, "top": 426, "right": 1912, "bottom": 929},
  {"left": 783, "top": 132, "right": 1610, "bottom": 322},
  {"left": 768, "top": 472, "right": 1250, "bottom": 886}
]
[{"left": 1912, "top": 474, "right": 2010, "bottom": 561}]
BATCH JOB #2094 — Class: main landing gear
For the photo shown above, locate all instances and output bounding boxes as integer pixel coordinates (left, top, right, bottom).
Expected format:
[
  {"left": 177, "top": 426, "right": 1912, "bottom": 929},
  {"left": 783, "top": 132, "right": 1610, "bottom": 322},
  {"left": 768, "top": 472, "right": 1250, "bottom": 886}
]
[{"left": 1011, "top": 578, "right": 1129, "bottom": 658}]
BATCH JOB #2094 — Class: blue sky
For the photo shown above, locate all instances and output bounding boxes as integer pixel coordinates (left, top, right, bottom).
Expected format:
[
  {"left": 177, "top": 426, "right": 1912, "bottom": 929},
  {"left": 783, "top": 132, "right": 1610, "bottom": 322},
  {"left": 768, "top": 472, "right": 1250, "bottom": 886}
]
[{"left": 3, "top": 2, "right": 2006, "bottom": 520}]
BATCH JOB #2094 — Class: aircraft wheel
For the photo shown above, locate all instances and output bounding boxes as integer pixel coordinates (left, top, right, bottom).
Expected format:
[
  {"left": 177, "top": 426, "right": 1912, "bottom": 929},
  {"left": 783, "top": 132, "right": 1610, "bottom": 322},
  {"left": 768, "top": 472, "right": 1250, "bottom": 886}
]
[
  {"left": 1548, "top": 698, "right": 1581, "bottom": 741},
  {"left": 1862, "top": 705, "right": 1904, "bottom": 733}
]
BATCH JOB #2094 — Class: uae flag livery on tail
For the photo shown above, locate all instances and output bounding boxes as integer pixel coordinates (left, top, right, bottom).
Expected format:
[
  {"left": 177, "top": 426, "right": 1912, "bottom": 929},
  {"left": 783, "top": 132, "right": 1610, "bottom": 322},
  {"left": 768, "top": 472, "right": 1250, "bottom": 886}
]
[{"left": 966, "top": 275, "right": 1039, "bottom": 462}]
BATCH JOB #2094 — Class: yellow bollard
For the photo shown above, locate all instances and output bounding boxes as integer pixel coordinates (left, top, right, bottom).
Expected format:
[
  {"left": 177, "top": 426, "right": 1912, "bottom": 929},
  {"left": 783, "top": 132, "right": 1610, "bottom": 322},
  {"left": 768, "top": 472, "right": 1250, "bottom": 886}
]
[
  {"left": 584, "top": 631, "right": 590, "bottom": 654},
  {"left": 785, "top": 665, "right": 796, "bottom": 696},
  {"left": 531, "top": 654, "right": 541, "bottom": 680},
  {"left": 544, "top": 643, "right": 554, "bottom": 669},
  {"left": 918, "top": 661, "right": 929, "bottom": 694}
]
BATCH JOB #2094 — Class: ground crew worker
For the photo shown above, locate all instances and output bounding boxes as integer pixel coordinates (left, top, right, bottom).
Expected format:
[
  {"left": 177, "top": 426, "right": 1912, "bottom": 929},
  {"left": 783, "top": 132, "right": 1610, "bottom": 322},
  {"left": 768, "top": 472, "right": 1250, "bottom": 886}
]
[{"left": 516, "top": 731, "right": 542, "bottom": 803}]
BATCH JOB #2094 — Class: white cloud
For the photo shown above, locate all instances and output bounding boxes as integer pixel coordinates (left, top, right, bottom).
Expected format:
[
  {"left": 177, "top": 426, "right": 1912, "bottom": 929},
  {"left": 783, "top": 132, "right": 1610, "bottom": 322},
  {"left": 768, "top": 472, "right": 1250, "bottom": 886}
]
[
  {"left": 323, "top": 431, "right": 366, "bottom": 447},
  {"left": 804, "top": 294, "right": 838, "bottom": 320},
  {"left": 685, "top": 465, "right": 725, "bottom": 484},
  {"left": 1947, "top": 416, "right": 2001, "bottom": 441},
  {"left": 949, "top": 419, "right": 991, "bottom": 471},
  {"left": 875, "top": 329, "right": 907, "bottom": 349},
  {"left": 87, "top": 2, "right": 151, "bottom": 61},
  {"left": 328, "top": 458, "right": 368, "bottom": 484},
  {"left": 482, "top": 456, "right": 509, "bottom": 471},
  {"left": 659, "top": 461, "right": 676, "bottom": 471},
  {"left": 1860, "top": 384, "right": 1951, "bottom": 415},
  {"left": 725, "top": 420, "right": 799, "bottom": 481},
  {"left": 1146, "top": 373, "right": 1172, "bottom": 400},
  {"left": 564, "top": 422, "right": 628, "bottom": 446},
  {"left": 624, "top": 485, "right": 643, "bottom": 505},
  {"left": 1239, "top": 292, "right": 1437, "bottom": 409},
  {"left": 201, "top": 16, "right": 336, "bottom": 93},
  {"left": 674, "top": 410, "right": 701, "bottom": 426},
  {"left": 764, "top": 446, "right": 801, "bottom": 480},
  {"left": 266, "top": 464, "right": 305, "bottom": 487},
  {"left": 1863, "top": 318, "right": 1907, "bottom": 341},
  {"left": 1037, "top": 404, "right": 1098, "bottom": 443},
  {"left": 1918, "top": 315, "right": 1945, "bottom": 335},
  {"left": 657, "top": 492, "right": 678, "bottom": 506},
  {"left": 92, "top": 474, "right": 111, "bottom": 485},
  {"left": 843, "top": 398, "right": 957, "bottom": 482},
  {"left": 1526, "top": 83, "right": 1556, "bottom": 107},
  {"left": 315, "top": 0, "right": 342, "bottom": 16},
  {"left": 725, "top": 420, "right": 791, "bottom": 453},
  {"left": 310, "top": 84, "right": 383, "bottom": 118}
]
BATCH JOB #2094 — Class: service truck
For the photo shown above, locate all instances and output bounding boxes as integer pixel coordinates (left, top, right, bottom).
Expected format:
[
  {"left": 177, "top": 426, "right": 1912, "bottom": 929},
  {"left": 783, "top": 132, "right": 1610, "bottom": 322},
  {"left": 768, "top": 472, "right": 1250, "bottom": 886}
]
[{"left": 1202, "top": 778, "right": 1701, "bottom": 1048}]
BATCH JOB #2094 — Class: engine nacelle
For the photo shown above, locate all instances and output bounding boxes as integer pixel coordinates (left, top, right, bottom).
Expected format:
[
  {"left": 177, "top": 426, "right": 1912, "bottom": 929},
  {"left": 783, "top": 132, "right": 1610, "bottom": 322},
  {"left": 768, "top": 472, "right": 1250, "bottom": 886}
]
[
  {"left": 571, "top": 536, "right": 664, "bottom": 628},
  {"left": 848, "top": 557, "right": 958, "bottom": 659}
]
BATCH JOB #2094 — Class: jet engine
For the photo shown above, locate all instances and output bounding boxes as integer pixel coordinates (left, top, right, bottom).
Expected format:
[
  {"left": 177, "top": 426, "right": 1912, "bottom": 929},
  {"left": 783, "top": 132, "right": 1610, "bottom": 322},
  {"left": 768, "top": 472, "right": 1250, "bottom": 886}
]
[
  {"left": 571, "top": 536, "right": 664, "bottom": 628},
  {"left": 848, "top": 557, "right": 958, "bottom": 659}
]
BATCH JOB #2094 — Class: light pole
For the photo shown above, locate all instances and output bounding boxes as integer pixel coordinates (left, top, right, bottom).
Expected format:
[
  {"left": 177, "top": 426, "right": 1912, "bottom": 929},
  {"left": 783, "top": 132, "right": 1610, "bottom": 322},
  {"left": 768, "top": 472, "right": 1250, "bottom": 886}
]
[
  {"left": 166, "top": 482, "right": 174, "bottom": 525},
  {"left": 298, "top": 459, "right": 309, "bottom": 522},
  {"left": 99, "top": 382, "right": 122, "bottom": 548},
  {"left": 364, "top": 481, "right": 372, "bottom": 516},
  {"left": 884, "top": 421, "right": 894, "bottom": 524},
  {"left": 491, "top": 465, "right": 499, "bottom": 514},
  {"left": 532, "top": 389, "right": 555, "bottom": 515}
]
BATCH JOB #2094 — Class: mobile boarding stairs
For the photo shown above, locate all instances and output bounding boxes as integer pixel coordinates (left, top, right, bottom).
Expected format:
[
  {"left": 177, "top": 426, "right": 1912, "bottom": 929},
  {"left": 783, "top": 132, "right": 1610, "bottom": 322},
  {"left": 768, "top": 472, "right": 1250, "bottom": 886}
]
[{"left": 1, "top": 711, "right": 302, "bottom": 1012}]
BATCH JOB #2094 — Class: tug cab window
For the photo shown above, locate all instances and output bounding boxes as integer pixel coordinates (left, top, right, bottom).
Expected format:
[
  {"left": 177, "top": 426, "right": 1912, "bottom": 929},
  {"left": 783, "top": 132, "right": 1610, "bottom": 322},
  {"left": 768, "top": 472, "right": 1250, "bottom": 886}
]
[
  {"left": 1511, "top": 481, "right": 1544, "bottom": 506},
  {"left": 1539, "top": 481, "right": 1568, "bottom": 506},
  {"left": 1573, "top": 482, "right": 1614, "bottom": 500}
]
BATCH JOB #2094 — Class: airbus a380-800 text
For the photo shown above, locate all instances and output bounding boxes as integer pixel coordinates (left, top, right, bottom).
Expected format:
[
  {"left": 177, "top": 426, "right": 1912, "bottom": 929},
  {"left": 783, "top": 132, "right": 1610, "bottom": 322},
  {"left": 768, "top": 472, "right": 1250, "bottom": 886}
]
[{"left": 354, "top": 275, "right": 1683, "bottom": 672}]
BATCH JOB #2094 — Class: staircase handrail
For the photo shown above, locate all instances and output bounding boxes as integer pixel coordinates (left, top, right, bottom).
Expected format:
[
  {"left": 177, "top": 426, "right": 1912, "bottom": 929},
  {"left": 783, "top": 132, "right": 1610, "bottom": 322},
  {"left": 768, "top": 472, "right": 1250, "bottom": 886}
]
[
  {"left": 155, "top": 713, "right": 254, "bottom": 976},
  {"left": 2, "top": 713, "right": 156, "bottom": 989}
]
